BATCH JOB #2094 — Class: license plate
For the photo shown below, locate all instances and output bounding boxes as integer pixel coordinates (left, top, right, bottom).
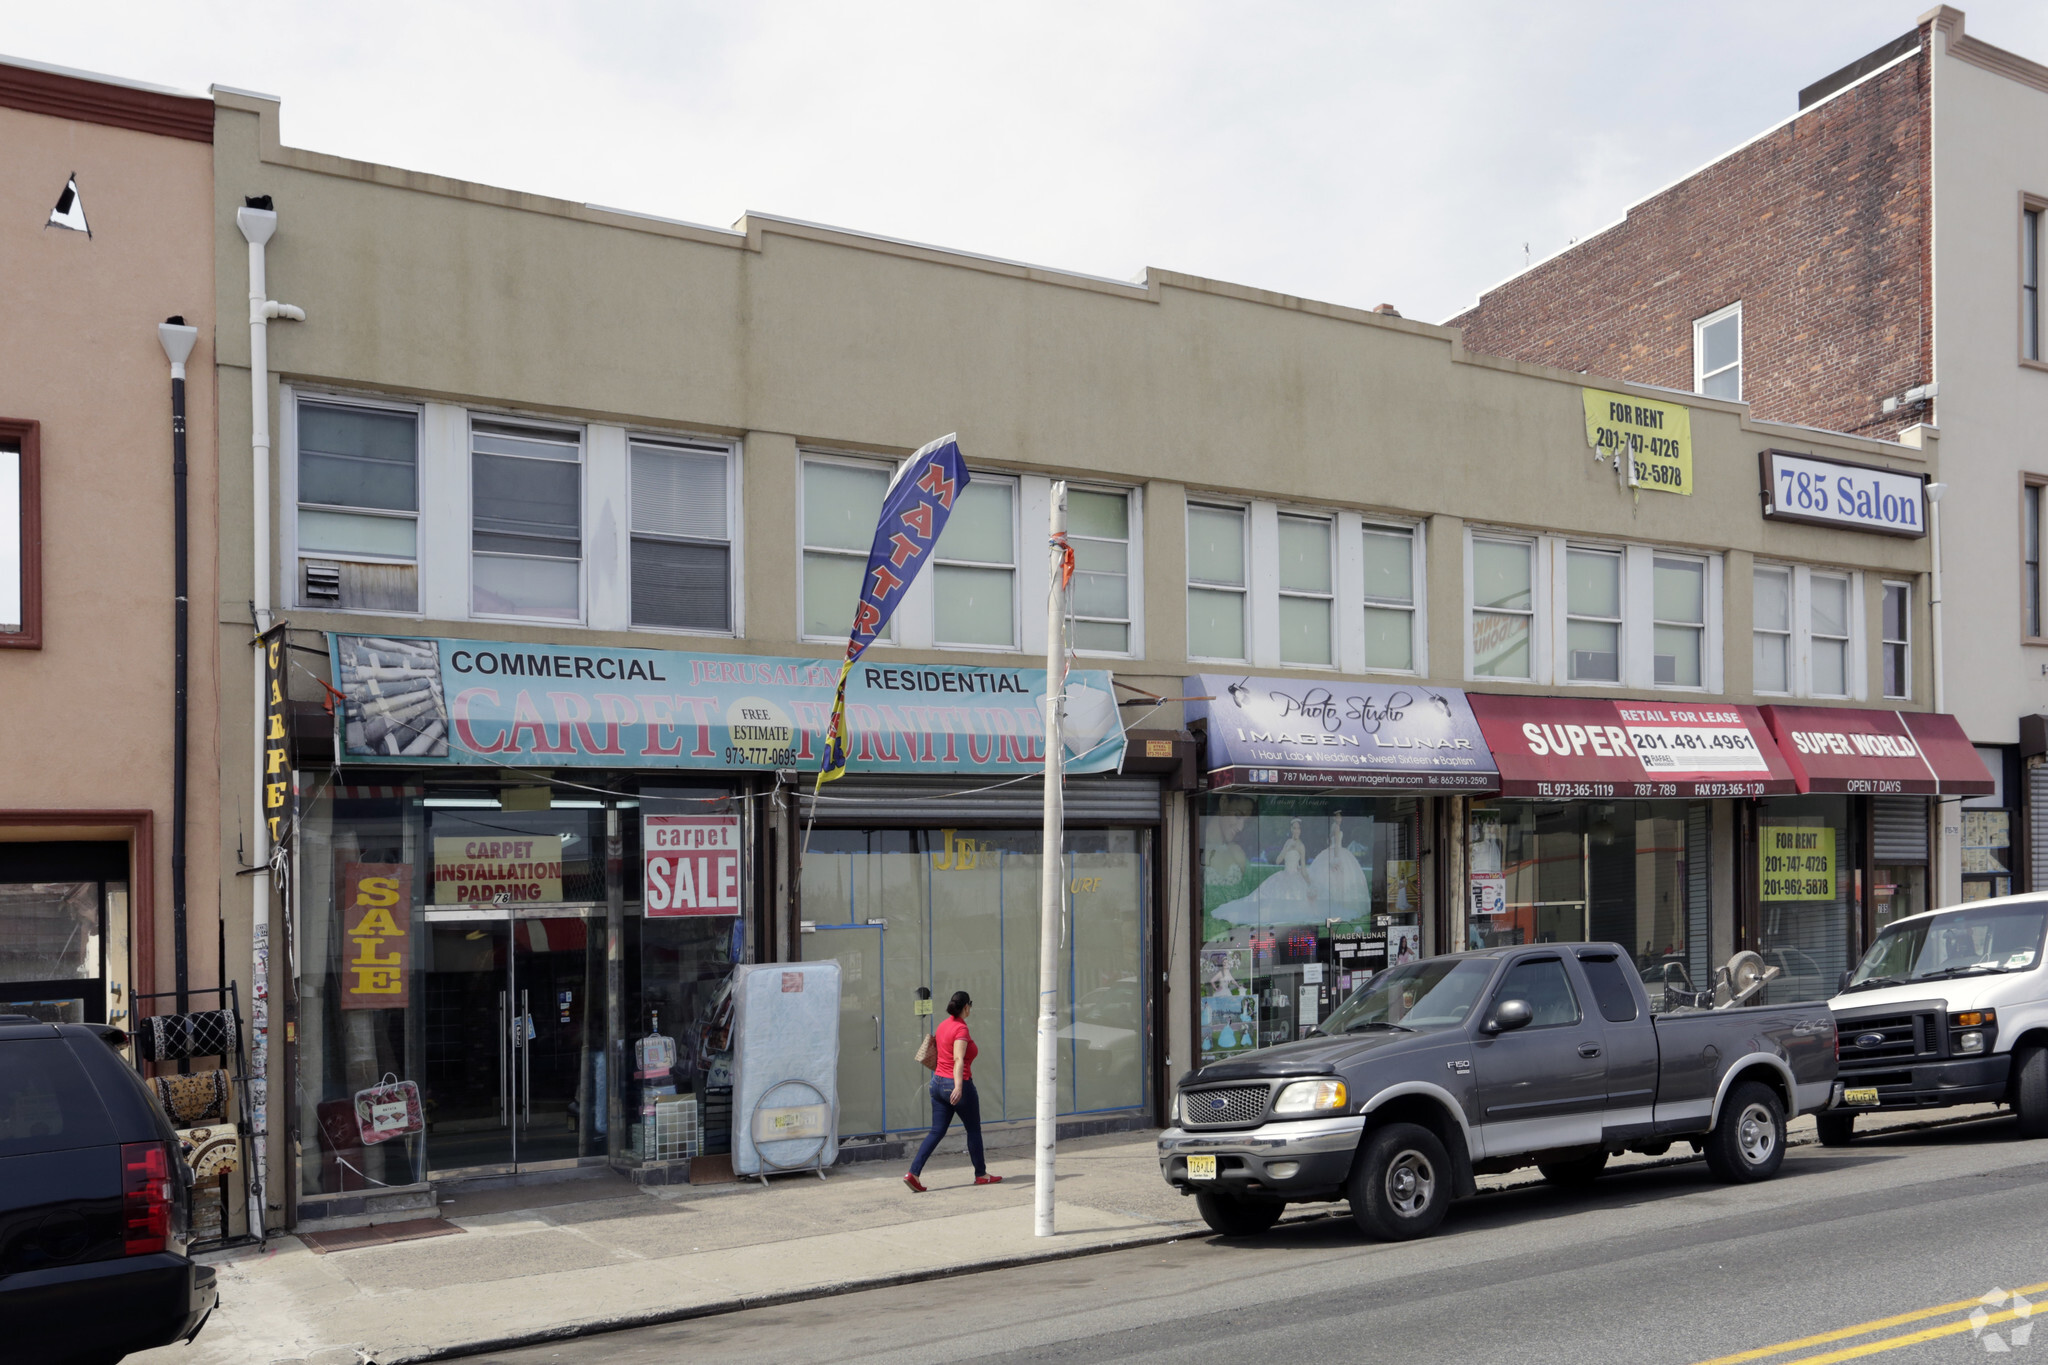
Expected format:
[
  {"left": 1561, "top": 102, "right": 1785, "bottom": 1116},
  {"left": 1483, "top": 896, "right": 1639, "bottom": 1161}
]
[
  {"left": 1844, "top": 1087, "right": 1880, "bottom": 1107},
  {"left": 1186, "top": 1154, "right": 1217, "bottom": 1181}
]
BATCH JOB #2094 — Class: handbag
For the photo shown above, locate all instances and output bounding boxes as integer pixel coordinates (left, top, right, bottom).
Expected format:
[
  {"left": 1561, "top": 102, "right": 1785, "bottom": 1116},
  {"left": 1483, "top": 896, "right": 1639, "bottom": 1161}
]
[
  {"left": 353, "top": 1073, "right": 424, "bottom": 1146},
  {"left": 914, "top": 1033, "right": 938, "bottom": 1071}
]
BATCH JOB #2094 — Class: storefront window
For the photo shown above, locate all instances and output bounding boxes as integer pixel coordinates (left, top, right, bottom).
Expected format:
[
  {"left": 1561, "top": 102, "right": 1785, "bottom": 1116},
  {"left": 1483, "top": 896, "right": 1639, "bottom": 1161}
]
[
  {"left": 1756, "top": 795, "right": 1858, "bottom": 1003},
  {"left": 1962, "top": 809, "right": 2013, "bottom": 902},
  {"left": 1873, "top": 866, "right": 1927, "bottom": 932},
  {"left": 800, "top": 827, "right": 1149, "bottom": 1137},
  {"left": 1468, "top": 799, "right": 1708, "bottom": 1007},
  {"left": 1199, "top": 795, "right": 1423, "bottom": 1065}
]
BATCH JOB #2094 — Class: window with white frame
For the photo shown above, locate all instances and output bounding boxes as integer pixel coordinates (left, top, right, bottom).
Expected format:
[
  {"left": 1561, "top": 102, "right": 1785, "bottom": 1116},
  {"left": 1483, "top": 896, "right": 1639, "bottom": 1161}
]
[
  {"left": 1470, "top": 535, "right": 1535, "bottom": 679},
  {"left": 1810, "top": 572, "right": 1851, "bottom": 697},
  {"left": 800, "top": 455, "right": 893, "bottom": 642},
  {"left": 296, "top": 397, "right": 420, "bottom": 612},
  {"left": 1068, "top": 488, "right": 1132, "bottom": 654},
  {"left": 2026, "top": 204, "right": 2042, "bottom": 364},
  {"left": 1754, "top": 564, "right": 1858, "bottom": 698},
  {"left": 1694, "top": 303, "right": 1742, "bottom": 401},
  {"left": 1277, "top": 513, "right": 1335, "bottom": 666},
  {"left": 1187, "top": 503, "right": 1248, "bottom": 661},
  {"left": 629, "top": 436, "right": 733, "bottom": 632},
  {"left": 1565, "top": 546, "right": 1623, "bottom": 683},
  {"left": 1881, "top": 581, "right": 1910, "bottom": 699},
  {"left": 1361, "top": 523, "right": 1417, "bottom": 672},
  {"left": 932, "top": 477, "right": 1017, "bottom": 648},
  {"left": 2027, "top": 480, "right": 2045, "bottom": 639},
  {"left": 1653, "top": 556, "right": 1706, "bottom": 687},
  {"left": 1753, "top": 566, "right": 1792, "bottom": 693},
  {"left": 471, "top": 419, "right": 582, "bottom": 620}
]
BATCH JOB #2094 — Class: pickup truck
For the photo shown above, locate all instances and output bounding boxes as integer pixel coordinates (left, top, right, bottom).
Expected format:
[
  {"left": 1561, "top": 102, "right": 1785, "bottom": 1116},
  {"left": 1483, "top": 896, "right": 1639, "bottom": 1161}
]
[
  {"left": 1824, "top": 895, "right": 2048, "bottom": 1144},
  {"left": 1159, "top": 943, "right": 1839, "bottom": 1241}
]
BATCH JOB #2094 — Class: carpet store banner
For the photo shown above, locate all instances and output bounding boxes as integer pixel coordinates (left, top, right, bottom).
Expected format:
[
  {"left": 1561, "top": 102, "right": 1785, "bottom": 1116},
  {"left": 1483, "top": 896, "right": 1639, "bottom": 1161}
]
[{"left": 328, "top": 634, "right": 1126, "bottom": 775}]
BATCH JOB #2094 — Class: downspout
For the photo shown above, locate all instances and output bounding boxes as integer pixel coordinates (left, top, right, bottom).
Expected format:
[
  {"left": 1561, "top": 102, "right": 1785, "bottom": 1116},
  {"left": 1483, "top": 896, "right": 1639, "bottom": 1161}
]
[
  {"left": 157, "top": 317, "right": 199, "bottom": 1016},
  {"left": 236, "top": 197, "right": 302, "bottom": 1236}
]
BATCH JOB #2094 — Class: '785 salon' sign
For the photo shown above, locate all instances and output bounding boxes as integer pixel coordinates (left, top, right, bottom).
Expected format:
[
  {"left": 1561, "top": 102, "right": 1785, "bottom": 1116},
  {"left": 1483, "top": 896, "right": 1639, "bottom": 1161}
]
[{"left": 1760, "top": 450, "right": 1926, "bottom": 538}]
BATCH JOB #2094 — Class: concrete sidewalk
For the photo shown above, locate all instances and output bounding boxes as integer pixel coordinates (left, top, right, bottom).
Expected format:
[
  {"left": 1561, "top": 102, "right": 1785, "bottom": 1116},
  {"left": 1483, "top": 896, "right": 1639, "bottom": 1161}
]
[{"left": 133, "top": 1106, "right": 2005, "bottom": 1365}]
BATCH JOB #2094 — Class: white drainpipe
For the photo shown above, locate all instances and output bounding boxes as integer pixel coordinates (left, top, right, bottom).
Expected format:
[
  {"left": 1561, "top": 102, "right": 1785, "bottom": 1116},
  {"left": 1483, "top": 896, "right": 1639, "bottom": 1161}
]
[{"left": 235, "top": 201, "right": 302, "bottom": 1237}]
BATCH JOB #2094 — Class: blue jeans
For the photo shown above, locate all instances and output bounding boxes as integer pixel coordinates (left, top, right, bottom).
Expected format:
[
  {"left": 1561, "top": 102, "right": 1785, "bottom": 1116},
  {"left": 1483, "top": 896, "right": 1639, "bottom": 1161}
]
[{"left": 909, "top": 1076, "right": 985, "bottom": 1177}]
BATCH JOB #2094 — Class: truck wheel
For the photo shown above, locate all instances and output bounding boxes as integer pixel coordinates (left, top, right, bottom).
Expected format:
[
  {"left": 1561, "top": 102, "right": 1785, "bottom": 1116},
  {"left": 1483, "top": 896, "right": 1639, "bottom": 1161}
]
[
  {"left": 1349, "top": 1122, "right": 1452, "bottom": 1241},
  {"left": 1537, "top": 1151, "right": 1608, "bottom": 1187},
  {"left": 1704, "top": 1081, "right": 1785, "bottom": 1183},
  {"left": 2014, "top": 1046, "right": 2048, "bottom": 1139},
  {"left": 1815, "top": 1112, "right": 1855, "bottom": 1147},
  {"left": 1194, "top": 1191, "right": 1281, "bottom": 1237}
]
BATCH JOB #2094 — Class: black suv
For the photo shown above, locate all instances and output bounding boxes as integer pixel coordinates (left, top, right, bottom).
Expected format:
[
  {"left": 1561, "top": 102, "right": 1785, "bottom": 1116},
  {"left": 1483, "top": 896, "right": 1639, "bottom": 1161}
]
[{"left": 0, "top": 1015, "right": 217, "bottom": 1364}]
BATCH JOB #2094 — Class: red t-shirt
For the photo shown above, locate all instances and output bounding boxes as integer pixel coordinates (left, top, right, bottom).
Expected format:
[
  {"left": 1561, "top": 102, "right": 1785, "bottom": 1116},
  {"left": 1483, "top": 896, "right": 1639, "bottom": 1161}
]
[{"left": 934, "top": 1015, "right": 977, "bottom": 1081}]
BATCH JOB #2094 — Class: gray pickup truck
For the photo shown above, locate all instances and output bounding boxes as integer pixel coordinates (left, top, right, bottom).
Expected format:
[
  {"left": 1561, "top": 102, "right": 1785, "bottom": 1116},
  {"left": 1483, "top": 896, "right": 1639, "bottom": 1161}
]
[{"left": 1159, "top": 943, "right": 1840, "bottom": 1240}]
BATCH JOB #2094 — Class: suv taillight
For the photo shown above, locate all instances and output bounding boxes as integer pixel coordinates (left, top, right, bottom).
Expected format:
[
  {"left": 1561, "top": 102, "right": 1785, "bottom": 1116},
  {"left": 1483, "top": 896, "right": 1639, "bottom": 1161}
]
[{"left": 122, "top": 1141, "right": 171, "bottom": 1255}]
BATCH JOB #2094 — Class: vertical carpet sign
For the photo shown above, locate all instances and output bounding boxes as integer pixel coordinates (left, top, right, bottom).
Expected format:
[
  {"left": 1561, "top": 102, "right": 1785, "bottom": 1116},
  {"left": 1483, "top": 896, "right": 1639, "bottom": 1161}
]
[
  {"left": 261, "top": 625, "right": 290, "bottom": 846},
  {"left": 817, "top": 434, "right": 971, "bottom": 789}
]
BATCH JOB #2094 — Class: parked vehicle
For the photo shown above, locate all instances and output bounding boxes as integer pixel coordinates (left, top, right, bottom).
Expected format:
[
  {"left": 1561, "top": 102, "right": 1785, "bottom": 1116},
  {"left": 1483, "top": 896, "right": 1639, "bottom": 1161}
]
[
  {"left": 1159, "top": 944, "right": 1839, "bottom": 1241},
  {"left": 1824, "top": 894, "right": 2048, "bottom": 1144},
  {"left": 0, "top": 1015, "right": 217, "bottom": 1364}
]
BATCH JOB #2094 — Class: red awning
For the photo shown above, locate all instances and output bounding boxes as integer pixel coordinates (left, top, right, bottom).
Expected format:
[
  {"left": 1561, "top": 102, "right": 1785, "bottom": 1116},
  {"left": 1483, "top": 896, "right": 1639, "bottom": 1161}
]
[
  {"left": 1467, "top": 694, "right": 1798, "bottom": 798},
  {"left": 1758, "top": 706, "right": 1994, "bottom": 796}
]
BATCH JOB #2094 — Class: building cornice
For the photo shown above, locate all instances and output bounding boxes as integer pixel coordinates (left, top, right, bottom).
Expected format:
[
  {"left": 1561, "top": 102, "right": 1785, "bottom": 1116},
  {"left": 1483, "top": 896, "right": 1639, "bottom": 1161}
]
[
  {"left": 1922, "top": 5, "right": 2048, "bottom": 96},
  {"left": 0, "top": 56, "right": 211, "bottom": 142}
]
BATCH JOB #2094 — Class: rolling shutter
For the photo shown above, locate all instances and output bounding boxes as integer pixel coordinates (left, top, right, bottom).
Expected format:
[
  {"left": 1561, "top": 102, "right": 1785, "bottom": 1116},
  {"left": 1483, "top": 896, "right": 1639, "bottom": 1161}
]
[{"left": 1871, "top": 795, "right": 1929, "bottom": 864}]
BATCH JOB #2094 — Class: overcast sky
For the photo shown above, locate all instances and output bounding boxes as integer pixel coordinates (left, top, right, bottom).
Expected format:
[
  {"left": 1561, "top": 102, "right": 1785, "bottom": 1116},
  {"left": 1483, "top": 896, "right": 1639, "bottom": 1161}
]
[{"left": 10, "top": 2, "right": 2048, "bottom": 323}]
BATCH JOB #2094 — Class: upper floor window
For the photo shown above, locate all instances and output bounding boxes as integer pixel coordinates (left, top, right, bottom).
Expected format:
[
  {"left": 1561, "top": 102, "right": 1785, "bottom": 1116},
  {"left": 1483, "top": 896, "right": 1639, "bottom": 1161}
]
[
  {"left": 1564, "top": 546, "right": 1623, "bottom": 683},
  {"left": 2028, "top": 480, "right": 2045, "bottom": 640},
  {"left": 1654, "top": 556, "right": 1706, "bottom": 687},
  {"left": 801, "top": 456, "right": 893, "bottom": 642},
  {"left": 1881, "top": 581, "right": 1910, "bottom": 699},
  {"left": 1187, "top": 503, "right": 1248, "bottom": 661},
  {"left": 1277, "top": 513, "right": 1335, "bottom": 667},
  {"left": 629, "top": 437, "right": 733, "bottom": 633},
  {"left": 0, "top": 419, "right": 39, "bottom": 649},
  {"left": 932, "top": 477, "right": 1017, "bottom": 649},
  {"left": 1470, "top": 535, "right": 1535, "bottom": 679},
  {"left": 1694, "top": 302, "right": 1742, "bottom": 401},
  {"left": 471, "top": 419, "right": 581, "bottom": 621},
  {"left": 2026, "top": 203, "right": 2042, "bottom": 364},
  {"left": 1068, "top": 488, "right": 1132, "bottom": 654},
  {"left": 1361, "top": 523, "right": 1417, "bottom": 672},
  {"left": 1754, "top": 563, "right": 1858, "bottom": 698},
  {"left": 296, "top": 397, "right": 420, "bottom": 613}
]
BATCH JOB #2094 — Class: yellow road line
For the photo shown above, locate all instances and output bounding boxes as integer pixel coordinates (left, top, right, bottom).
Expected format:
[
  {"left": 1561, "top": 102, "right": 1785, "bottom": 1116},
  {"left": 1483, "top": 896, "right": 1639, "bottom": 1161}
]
[
  {"left": 1777, "top": 1305, "right": 2029, "bottom": 1365},
  {"left": 1690, "top": 1279, "right": 2048, "bottom": 1365}
]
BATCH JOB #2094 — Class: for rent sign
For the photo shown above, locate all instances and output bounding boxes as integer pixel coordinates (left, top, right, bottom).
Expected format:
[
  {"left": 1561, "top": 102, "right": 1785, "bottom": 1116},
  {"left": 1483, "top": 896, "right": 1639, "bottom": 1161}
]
[
  {"left": 1583, "top": 388, "right": 1692, "bottom": 495},
  {"left": 645, "top": 814, "right": 742, "bottom": 916}
]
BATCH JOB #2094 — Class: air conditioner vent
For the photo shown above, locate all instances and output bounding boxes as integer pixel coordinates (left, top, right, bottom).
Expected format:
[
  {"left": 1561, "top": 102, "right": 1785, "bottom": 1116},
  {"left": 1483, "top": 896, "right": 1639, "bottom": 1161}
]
[{"left": 303, "top": 561, "right": 342, "bottom": 602}]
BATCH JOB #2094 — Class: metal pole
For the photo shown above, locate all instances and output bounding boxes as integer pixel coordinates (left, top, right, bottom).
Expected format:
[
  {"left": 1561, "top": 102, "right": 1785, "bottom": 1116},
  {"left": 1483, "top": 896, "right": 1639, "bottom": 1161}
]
[
  {"left": 1035, "top": 482, "right": 1069, "bottom": 1237},
  {"left": 158, "top": 318, "right": 198, "bottom": 1015},
  {"left": 605, "top": 802, "right": 626, "bottom": 1163}
]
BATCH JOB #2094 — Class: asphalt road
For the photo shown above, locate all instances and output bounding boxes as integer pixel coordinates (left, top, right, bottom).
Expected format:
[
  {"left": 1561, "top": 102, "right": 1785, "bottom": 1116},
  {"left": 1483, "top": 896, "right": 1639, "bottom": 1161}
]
[{"left": 475, "top": 1114, "right": 2048, "bottom": 1365}]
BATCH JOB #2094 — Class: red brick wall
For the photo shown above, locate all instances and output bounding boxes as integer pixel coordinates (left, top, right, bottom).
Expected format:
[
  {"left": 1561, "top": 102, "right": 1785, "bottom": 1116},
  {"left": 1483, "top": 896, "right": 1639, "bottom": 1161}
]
[{"left": 1449, "top": 32, "right": 1932, "bottom": 441}]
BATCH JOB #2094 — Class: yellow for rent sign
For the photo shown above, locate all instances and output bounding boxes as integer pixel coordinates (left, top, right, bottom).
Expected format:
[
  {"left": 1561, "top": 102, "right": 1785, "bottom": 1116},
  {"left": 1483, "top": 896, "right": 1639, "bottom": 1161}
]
[{"left": 1583, "top": 388, "right": 1693, "bottom": 495}]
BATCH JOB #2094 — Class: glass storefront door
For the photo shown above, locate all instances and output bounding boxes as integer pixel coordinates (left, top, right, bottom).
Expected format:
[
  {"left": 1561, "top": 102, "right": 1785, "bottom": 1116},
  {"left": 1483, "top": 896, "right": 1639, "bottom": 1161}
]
[
  {"left": 815, "top": 924, "right": 885, "bottom": 1137},
  {"left": 420, "top": 909, "right": 603, "bottom": 1175},
  {"left": 0, "top": 842, "right": 125, "bottom": 1025}
]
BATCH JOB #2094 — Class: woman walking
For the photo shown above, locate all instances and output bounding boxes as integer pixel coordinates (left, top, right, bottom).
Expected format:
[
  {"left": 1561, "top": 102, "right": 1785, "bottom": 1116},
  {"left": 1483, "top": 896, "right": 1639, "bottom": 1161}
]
[{"left": 904, "top": 991, "right": 1002, "bottom": 1191}]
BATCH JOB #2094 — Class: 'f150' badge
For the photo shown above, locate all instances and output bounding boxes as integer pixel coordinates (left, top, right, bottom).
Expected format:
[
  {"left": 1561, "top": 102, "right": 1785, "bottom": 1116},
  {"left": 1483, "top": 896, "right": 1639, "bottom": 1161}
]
[{"left": 1447, "top": 1059, "right": 1471, "bottom": 1075}]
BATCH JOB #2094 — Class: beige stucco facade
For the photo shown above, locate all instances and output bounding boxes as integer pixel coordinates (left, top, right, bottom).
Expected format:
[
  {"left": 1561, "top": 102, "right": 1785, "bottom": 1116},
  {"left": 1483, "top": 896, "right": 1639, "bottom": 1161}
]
[
  {"left": 0, "top": 70, "right": 219, "bottom": 1030},
  {"left": 210, "top": 90, "right": 1953, "bottom": 1221}
]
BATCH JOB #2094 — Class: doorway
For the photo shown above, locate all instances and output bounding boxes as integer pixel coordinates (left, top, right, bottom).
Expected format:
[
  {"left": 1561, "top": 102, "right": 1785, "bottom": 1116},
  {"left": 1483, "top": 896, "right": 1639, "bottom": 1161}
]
[{"left": 420, "top": 908, "right": 604, "bottom": 1175}]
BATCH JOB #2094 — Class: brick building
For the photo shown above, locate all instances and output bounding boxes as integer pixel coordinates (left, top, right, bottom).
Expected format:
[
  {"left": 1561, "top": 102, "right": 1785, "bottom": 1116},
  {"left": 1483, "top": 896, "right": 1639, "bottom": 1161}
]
[{"left": 1450, "top": 7, "right": 2048, "bottom": 907}]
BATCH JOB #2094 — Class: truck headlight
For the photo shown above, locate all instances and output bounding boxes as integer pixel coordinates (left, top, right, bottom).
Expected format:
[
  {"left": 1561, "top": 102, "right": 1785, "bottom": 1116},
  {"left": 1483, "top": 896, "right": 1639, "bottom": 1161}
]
[
  {"left": 1170, "top": 1091, "right": 1182, "bottom": 1125},
  {"left": 1959, "top": 1031, "right": 1986, "bottom": 1054},
  {"left": 1273, "top": 1079, "right": 1347, "bottom": 1116}
]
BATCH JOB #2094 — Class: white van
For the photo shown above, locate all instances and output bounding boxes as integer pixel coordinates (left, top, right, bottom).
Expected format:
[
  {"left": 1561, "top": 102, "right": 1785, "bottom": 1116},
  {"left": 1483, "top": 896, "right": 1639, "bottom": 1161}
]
[{"left": 1823, "top": 894, "right": 2048, "bottom": 1144}]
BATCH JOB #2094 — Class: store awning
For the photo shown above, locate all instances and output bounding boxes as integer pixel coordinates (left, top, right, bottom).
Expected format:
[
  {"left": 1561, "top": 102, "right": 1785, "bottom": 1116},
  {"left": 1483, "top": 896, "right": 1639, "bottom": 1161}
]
[
  {"left": 1758, "top": 706, "right": 1995, "bottom": 796},
  {"left": 1466, "top": 694, "right": 1798, "bottom": 798},
  {"left": 1185, "top": 674, "right": 1499, "bottom": 792}
]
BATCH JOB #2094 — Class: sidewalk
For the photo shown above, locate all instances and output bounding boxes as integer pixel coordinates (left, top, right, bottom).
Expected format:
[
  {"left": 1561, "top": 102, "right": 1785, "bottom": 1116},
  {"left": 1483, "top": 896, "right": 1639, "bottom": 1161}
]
[{"left": 134, "top": 1105, "right": 2005, "bottom": 1365}]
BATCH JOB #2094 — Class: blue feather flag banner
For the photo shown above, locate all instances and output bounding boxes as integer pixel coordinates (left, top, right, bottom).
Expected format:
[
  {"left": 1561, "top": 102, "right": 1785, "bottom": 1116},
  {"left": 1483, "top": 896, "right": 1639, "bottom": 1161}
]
[{"left": 817, "top": 434, "right": 972, "bottom": 788}]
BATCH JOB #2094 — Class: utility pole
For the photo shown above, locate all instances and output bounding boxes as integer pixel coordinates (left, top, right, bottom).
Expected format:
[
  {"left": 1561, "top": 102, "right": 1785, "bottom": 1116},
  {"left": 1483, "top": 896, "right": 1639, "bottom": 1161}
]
[{"left": 1035, "top": 481, "right": 1069, "bottom": 1237}]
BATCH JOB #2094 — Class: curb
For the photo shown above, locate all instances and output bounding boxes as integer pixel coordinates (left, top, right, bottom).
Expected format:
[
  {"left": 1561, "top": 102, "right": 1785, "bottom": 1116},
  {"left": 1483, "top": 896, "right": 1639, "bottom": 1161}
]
[{"left": 360, "top": 1105, "right": 2008, "bottom": 1363}]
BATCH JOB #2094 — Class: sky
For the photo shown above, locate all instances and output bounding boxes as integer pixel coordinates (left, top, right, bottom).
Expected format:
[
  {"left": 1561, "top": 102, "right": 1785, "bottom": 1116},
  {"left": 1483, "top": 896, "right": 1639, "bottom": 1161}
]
[{"left": 8, "top": 2, "right": 2048, "bottom": 325}]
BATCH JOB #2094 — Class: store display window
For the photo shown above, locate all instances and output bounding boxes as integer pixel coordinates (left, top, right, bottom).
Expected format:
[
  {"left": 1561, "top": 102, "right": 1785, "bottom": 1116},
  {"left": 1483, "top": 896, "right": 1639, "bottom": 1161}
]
[
  {"left": 1962, "top": 810, "right": 2014, "bottom": 903},
  {"left": 1755, "top": 795, "right": 1858, "bottom": 1003},
  {"left": 1467, "top": 799, "right": 1709, "bottom": 1008},
  {"left": 1198, "top": 794, "right": 1423, "bottom": 1065}
]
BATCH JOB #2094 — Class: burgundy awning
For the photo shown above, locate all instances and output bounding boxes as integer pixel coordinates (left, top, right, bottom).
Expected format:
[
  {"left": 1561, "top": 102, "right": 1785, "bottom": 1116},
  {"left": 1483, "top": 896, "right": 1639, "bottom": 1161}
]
[
  {"left": 1467, "top": 694, "right": 1798, "bottom": 798},
  {"left": 1759, "top": 706, "right": 1994, "bottom": 796}
]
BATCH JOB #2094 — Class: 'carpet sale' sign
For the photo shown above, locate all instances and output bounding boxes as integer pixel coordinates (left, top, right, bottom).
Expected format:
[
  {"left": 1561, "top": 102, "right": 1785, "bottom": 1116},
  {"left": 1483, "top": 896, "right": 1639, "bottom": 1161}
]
[{"left": 644, "top": 814, "right": 742, "bottom": 916}]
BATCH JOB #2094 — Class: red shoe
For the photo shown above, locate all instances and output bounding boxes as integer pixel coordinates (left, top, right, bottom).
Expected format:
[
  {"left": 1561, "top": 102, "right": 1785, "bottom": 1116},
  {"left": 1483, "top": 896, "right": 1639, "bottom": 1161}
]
[
  {"left": 903, "top": 1173, "right": 927, "bottom": 1192},
  {"left": 975, "top": 1174, "right": 1003, "bottom": 1185}
]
